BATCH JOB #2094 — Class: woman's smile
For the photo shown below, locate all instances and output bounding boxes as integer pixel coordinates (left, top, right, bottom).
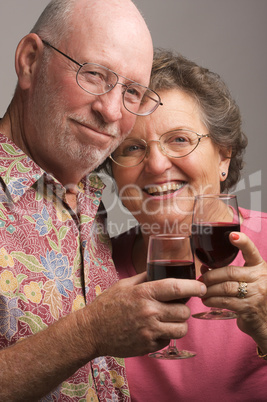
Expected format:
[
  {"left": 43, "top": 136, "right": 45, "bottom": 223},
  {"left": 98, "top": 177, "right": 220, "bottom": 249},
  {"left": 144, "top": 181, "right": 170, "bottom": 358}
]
[{"left": 143, "top": 181, "right": 187, "bottom": 197}]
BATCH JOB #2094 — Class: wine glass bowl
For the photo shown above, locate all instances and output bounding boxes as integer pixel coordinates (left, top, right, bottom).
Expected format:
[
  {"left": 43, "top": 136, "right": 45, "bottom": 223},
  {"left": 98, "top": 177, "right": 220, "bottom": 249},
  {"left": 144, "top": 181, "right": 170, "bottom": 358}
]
[
  {"left": 192, "top": 221, "right": 240, "bottom": 268},
  {"left": 147, "top": 234, "right": 196, "bottom": 359},
  {"left": 191, "top": 194, "right": 240, "bottom": 319}
]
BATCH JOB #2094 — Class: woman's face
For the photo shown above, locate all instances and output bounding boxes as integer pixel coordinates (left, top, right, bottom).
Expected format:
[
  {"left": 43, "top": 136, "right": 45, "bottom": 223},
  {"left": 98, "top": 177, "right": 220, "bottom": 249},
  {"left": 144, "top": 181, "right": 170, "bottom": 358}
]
[{"left": 112, "top": 89, "right": 230, "bottom": 234}]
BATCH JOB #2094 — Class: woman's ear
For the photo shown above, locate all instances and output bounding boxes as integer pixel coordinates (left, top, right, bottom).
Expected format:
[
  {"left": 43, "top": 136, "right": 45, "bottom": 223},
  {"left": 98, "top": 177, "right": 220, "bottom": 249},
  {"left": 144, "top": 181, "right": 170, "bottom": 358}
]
[
  {"left": 219, "top": 147, "right": 231, "bottom": 181},
  {"left": 15, "top": 33, "right": 43, "bottom": 90}
]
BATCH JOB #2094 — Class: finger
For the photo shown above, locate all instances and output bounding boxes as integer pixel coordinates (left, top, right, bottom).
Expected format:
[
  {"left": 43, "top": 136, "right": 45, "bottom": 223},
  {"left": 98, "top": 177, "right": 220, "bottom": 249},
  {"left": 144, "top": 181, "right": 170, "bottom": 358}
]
[
  {"left": 118, "top": 272, "right": 147, "bottom": 287},
  {"left": 156, "top": 320, "right": 189, "bottom": 341},
  {"left": 157, "top": 301, "right": 191, "bottom": 321},
  {"left": 229, "top": 232, "right": 263, "bottom": 266},
  {"left": 202, "top": 279, "right": 244, "bottom": 299},
  {"left": 148, "top": 278, "right": 207, "bottom": 303}
]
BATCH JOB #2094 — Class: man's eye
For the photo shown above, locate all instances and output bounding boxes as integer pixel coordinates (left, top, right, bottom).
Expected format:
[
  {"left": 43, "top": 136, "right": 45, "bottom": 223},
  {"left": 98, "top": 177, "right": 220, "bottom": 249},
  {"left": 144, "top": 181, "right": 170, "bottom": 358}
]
[
  {"left": 124, "top": 86, "right": 143, "bottom": 102},
  {"left": 84, "top": 70, "right": 104, "bottom": 80}
]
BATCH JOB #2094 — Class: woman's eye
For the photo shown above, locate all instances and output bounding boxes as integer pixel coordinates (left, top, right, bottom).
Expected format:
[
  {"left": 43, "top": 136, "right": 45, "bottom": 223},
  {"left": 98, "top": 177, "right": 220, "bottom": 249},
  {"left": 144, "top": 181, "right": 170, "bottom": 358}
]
[
  {"left": 123, "top": 144, "right": 144, "bottom": 155},
  {"left": 173, "top": 136, "right": 187, "bottom": 143},
  {"left": 163, "top": 131, "right": 196, "bottom": 147},
  {"left": 167, "top": 135, "right": 190, "bottom": 145}
]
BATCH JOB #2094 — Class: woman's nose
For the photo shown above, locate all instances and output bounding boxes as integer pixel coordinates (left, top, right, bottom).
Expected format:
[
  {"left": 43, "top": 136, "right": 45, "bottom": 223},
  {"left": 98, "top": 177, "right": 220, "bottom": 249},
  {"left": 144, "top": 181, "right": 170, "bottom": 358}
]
[{"left": 143, "top": 141, "right": 173, "bottom": 174}]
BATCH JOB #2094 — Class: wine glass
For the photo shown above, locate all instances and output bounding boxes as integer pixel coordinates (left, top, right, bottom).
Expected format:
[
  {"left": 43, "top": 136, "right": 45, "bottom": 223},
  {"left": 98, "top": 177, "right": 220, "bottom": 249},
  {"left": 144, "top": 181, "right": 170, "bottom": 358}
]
[
  {"left": 147, "top": 234, "right": 196, "bottom": 359},
  {"left": 191, "top": 194, "right": 240, "bottom": 320}
]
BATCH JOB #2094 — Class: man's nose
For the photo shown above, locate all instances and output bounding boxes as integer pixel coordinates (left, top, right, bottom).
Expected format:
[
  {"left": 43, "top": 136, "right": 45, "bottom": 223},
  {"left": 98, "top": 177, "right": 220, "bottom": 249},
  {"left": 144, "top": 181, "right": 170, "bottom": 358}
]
[{"left": 91, "top": 86, "right": 124, "bottom": 123}]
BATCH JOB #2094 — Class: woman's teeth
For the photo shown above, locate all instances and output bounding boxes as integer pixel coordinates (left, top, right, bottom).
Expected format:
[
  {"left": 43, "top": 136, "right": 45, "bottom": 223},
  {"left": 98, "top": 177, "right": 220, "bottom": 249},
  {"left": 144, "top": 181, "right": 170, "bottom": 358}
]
[{"left": 145, "top": 182, "right": 185, "bottom": 196}]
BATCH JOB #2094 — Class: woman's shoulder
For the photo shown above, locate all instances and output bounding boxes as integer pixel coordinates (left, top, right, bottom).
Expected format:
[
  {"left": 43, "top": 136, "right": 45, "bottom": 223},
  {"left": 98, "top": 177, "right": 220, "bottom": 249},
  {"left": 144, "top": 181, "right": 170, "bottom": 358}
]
[
  {"left": 240, "top": 207, "right": 267, "bottom": 219},
  {"left": 240, "top": 207, "right": 267, "bottom": 229},
  {"left": 240, "top": 207, "right": 267, "bottom": 256}
]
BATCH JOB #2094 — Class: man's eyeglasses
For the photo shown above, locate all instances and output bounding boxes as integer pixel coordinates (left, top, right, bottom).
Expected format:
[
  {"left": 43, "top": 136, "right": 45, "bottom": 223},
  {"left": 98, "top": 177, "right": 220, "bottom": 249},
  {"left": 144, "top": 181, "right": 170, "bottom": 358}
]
[
  {"left": 42, "top": 39, "right": 162, "bottom": 116},
  {"left": 110, "top": 129, "right": 210, "bottom": 167}
]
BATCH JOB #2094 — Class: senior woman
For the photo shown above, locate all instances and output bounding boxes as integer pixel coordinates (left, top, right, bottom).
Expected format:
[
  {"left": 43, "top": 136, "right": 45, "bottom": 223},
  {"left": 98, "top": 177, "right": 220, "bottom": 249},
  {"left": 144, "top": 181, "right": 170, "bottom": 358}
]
[{"left": 102, "top": 49, "right": 267, "bottom": 401}]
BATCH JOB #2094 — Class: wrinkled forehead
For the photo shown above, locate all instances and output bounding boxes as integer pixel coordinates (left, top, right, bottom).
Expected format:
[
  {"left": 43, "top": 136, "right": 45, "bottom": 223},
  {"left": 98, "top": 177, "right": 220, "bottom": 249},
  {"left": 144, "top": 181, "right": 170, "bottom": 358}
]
[
  {"left": 65, "top": 0, "right": 153, "bottom": 85},
  {"left": 130, "top": 89, "right": 206, "bottom": 139}
]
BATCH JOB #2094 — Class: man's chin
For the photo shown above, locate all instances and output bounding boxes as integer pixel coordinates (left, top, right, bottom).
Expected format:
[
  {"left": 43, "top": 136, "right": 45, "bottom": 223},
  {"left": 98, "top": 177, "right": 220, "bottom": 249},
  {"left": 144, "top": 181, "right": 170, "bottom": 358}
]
[{"left": 82, "top": 149, "right": 111, "bottom": 173}]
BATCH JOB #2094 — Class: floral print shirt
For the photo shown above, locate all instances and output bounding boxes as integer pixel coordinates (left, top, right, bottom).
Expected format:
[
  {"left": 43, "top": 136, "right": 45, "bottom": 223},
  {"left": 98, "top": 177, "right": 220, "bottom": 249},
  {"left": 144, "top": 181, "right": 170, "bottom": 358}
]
[{"left": 0, "top": 133, "right": 130, "bottom": 401}]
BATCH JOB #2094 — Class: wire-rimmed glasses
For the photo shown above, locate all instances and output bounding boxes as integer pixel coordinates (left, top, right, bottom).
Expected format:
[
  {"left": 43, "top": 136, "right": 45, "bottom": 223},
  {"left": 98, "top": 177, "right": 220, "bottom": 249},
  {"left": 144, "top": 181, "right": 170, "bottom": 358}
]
[
  {"left": 110, "top": 129, "right": 210, "bottom": 167},
  {"left": 41, "top": 39, "right": 162, "bottom": 116}
]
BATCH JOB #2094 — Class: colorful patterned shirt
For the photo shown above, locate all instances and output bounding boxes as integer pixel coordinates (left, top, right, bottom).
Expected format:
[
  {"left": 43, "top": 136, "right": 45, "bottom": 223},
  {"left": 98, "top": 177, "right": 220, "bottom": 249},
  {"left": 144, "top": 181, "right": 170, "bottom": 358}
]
[{"left": 0, "top": 133, "right": 130, "bottom": 401}]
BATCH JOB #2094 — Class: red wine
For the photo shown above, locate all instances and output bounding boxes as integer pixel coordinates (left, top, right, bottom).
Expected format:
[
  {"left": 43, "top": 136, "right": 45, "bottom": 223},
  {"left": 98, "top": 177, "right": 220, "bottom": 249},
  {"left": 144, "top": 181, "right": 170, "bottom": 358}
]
[
  {"left": 191, "top": 222, "right": 240, "bottom": 268},
  {"left": 147, "top": 260, "right": 195, "bottom": 303}
]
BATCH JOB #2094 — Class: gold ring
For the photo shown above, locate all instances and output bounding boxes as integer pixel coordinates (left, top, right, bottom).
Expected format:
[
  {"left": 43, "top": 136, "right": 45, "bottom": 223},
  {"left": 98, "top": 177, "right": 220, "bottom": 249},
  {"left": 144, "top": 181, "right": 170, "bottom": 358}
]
[{"left": 237, "top": 282, "right": 248, "bottom": 298}]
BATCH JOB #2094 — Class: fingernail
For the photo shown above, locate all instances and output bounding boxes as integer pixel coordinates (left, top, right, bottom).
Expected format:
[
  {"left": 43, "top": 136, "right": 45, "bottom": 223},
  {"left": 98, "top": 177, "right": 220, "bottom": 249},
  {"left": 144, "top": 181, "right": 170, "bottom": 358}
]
[
  {"left": 200, "top": 284, "right": 207, "bottom": 296},
  {"left": 231, "top": 233, "right": 240, "bottom": 240}
]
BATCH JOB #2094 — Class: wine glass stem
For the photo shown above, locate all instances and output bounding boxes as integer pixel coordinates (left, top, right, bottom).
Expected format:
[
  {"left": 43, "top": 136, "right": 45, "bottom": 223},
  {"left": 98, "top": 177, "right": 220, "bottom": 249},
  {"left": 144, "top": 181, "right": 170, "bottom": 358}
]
[{"left": 167, "top": 339, "right": 178, "bottom": 354}]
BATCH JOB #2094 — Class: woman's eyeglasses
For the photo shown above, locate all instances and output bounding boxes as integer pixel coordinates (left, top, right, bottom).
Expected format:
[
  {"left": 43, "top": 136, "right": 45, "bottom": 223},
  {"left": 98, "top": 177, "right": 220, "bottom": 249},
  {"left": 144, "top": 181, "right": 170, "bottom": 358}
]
[{"left": 110, "top": 129, "right": 210, "bottom": 167}]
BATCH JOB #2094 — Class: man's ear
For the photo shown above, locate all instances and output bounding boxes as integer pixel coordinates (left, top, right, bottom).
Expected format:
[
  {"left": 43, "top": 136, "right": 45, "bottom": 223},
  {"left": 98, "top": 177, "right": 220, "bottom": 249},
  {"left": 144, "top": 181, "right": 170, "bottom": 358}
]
[{"left": 15, "top": 33, "right": 43, "bottom": 90}]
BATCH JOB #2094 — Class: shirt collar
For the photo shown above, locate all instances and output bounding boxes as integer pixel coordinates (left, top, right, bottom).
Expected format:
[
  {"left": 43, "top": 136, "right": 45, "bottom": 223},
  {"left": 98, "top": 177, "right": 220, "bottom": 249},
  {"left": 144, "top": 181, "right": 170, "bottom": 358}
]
[
  {"left": 0, "top": 133, "right": 105, "bottom": 203},
  {"left": 0, "top": 133, "right": 44, "bottom": 203}
]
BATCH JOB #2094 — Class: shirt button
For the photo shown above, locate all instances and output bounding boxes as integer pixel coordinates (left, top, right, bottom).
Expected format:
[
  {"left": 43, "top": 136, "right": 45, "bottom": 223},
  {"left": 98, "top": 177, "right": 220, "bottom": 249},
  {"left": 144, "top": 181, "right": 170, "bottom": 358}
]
[{"left": 100, "top": 372, "right": 106, "bottom": 382}]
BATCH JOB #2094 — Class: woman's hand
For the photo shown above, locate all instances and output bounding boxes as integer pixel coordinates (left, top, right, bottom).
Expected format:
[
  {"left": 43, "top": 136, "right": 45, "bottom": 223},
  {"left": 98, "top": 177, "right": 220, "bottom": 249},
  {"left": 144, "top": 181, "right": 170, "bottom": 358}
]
[{"left": 200, "top": 232, "right": 267, "bottom": 353}]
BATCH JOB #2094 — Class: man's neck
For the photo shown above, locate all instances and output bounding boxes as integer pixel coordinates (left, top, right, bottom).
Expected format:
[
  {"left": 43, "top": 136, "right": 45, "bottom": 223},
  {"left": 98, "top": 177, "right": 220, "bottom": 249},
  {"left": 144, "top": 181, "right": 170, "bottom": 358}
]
[
  {"left": 65, "top": 188, "right": 78, "bottom": 213},
  {"left": 0, "top": 110, "right": 13, "bottom": 141}
]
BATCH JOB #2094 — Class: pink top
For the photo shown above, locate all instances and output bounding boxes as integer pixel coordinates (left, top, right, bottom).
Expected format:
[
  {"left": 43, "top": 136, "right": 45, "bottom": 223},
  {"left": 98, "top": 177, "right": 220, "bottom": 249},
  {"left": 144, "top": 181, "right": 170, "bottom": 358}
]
[{"left": 112, "top": 208, "right": 267, "bottom": 401}]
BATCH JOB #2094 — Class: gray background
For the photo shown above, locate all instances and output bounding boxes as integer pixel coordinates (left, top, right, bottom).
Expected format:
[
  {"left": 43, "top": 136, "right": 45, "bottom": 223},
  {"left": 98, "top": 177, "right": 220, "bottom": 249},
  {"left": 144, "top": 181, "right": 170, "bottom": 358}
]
[{"left": 1, "top": 1, "right": 266, "bottom": 236}]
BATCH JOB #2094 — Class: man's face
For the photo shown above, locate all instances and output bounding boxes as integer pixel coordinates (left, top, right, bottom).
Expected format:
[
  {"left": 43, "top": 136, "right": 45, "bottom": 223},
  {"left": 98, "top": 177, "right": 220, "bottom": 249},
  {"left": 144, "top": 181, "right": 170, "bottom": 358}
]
[
  {"left": 24, "top": 0, "right": 153, "bottom": 184},
  {"left": 27, "top": 54, "right": 133, "bottom": 181}
]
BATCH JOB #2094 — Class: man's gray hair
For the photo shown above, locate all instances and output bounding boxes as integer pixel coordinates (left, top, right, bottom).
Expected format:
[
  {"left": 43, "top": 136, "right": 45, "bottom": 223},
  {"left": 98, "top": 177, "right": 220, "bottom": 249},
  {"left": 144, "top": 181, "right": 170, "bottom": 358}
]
[{"left": 30, "top": 0, "right": 77, "bottom": 45}]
